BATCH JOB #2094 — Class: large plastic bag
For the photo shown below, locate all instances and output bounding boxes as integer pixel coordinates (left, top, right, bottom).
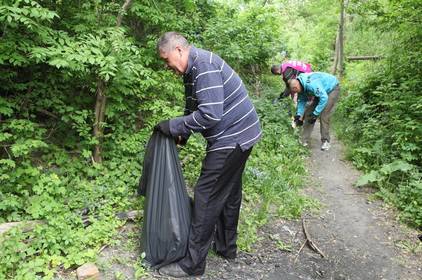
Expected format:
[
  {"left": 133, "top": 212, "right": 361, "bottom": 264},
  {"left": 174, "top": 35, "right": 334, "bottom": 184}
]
[{"left": 138, "top": 131, "right": 191, "bottom": 268}]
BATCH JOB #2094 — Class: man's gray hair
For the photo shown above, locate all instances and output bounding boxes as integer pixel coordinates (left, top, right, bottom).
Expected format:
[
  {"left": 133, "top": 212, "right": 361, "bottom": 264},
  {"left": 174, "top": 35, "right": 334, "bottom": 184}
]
[
  {"left": 157, "top": 32, "right": 190, "bottom": 53},
  {"left": 287, "top": 79, "right": 296, "bottom": 87}
]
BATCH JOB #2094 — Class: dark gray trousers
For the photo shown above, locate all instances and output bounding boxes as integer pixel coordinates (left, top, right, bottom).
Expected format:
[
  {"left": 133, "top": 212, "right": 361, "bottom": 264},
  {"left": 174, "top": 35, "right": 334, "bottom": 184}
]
[{"left": 178, "top": 145, "right": 252, "bottom": 276}]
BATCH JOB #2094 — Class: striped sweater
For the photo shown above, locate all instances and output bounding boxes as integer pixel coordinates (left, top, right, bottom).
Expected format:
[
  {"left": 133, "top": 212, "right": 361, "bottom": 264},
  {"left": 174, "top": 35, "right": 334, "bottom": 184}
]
[{"left": 169, "top": 46, "right": 262, "bottom": 152}]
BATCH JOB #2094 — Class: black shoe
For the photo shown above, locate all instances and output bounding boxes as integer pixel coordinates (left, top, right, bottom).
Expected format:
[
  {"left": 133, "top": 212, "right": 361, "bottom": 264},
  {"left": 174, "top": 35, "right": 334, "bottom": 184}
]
[
  {"left": 211, "top": 242, "right": 236, "bottom": 260},
  {"left": 158, "top": 263, "right": 189, "bottom": 278},
  {"left": 220, "top": 252, "right": 236, "bottom": 261}
]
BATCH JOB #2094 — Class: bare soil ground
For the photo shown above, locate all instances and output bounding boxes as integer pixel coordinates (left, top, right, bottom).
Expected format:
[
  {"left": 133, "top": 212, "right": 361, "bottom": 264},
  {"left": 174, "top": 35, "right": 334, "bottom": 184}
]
[{"left": 58, "top": 125, "right": 422, "bottom": 280}]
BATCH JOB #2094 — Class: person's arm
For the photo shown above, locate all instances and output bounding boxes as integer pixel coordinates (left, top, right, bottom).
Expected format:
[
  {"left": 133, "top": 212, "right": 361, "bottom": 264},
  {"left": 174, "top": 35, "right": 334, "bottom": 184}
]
[
  {"left": 296, "top": 92, "right": 307, "bottom": 118},
  {"left": 169, "top": 61, "right": 224, "bottom": 138}
]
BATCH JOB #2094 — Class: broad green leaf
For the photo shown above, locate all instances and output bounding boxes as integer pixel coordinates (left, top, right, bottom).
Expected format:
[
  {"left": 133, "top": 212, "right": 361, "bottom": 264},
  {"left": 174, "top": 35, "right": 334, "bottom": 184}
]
[{"left": 355, "top": 170, "right": 380, "bottom": 187}]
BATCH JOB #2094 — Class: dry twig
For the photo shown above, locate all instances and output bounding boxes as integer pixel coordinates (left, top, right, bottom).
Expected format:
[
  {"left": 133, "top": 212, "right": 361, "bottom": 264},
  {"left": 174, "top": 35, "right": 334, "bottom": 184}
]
[
  {"left": 293, "top": 239, "right": 307, "bottom": 263},
  {"left": 302, "top": 218, "right": 326, "bottom": 258}
]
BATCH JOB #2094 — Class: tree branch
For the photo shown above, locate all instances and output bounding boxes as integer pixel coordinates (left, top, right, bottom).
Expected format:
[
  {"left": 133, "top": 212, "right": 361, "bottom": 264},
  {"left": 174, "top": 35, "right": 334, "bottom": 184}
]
[
  {"left": 347, "top": 55, "right": 383, "bottom": 61},
  {"left": 116, "top": 0, "right": 133, "bottom": 27}
]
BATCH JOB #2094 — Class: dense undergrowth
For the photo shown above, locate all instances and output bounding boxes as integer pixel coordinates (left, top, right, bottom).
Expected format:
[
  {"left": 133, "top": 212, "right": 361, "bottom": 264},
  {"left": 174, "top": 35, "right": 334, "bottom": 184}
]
[
  {"left": 335, "top": 64, "right": 422, "bottom": 228},
  {"left": 334, "top": 1, "right": 422, "bottom": 229},
  {"left": 1, "top": 0, "right": 420, "bottom": 278}
]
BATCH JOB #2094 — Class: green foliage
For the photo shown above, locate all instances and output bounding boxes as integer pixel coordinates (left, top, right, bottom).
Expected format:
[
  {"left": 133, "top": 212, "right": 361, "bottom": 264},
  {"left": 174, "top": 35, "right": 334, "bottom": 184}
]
[
  {"left": 277, "top": 0, "right": 339, "bottom": 70},
  {"left": 0, "top": 0, "right": 203, "bottom": 277},
  {"left": 202, "top": 3, "right": 281, "bottom": 75},
  {"left": 335, "top": 0, "right": 422, "bottom": 228},
  {"left": 0, "top": 0, "right": 313, "bottom": 278},
  {"left": 0, "top": 0, "right": 59, "bottom": 67},
  {"left": 355, "top": 160, "right": 414, "bottom": 187}
]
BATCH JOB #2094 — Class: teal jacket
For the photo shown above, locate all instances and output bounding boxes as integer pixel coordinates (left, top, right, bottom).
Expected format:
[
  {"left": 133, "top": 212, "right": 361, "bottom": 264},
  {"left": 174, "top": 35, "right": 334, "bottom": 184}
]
[{"left": 296, "top": 72, "right": 339, "bottom": 116}]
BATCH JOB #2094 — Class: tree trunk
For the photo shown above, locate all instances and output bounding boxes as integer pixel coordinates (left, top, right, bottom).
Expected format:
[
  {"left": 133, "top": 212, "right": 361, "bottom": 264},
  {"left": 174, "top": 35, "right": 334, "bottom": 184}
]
[
  {"left": 331, "top": 32, "right": 339, "bottom": 74},
  {"left": 136, "top": 111, "right": 144, "bottom": 130},
  {"left": 116, "top": 0, "right": 133, "bottom": 27},
  {"left": 92, "top": 0, "right": 133, "bottom": 163},
  {"left": 332, "top": 0, "right": 347, "bottom": 77},
  {"left": 93, "top": 79, "right": 106, "bottom": 163},
  {"left": 338, "top": 0, "right": 345, "bottom": 78}
]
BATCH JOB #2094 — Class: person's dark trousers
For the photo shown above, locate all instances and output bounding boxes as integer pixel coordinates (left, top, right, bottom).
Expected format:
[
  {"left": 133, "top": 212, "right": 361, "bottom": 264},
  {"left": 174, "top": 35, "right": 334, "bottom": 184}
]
[{"left": 178, "top": 145, "right": 252, "bottom": 276}]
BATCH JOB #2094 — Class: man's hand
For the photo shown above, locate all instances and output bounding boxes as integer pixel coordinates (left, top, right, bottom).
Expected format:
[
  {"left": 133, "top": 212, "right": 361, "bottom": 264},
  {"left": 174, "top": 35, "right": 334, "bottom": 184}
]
[
  {"left": 176, "top": 136, "right": 188, "bottom": 146},
  {"left": 294, "top": 115, "right": 303, "bottom": 126},
  {"left": 154, "top": 120, "right": 171, "bottom": 137},
  {"left": 308, "top": 114, "right": 318, "bottom": 124}
]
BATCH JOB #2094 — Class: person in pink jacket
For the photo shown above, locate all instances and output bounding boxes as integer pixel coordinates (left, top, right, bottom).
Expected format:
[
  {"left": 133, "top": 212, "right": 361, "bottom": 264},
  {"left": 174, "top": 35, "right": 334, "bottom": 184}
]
[{"left": 271, "top": 60, "right": 312, "bottom": 103}]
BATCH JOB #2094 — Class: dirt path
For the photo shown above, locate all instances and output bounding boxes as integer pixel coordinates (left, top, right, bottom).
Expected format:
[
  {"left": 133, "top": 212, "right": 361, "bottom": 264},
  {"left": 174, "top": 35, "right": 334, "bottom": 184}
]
[
  {"left": 264, "top": 126, "right": 422, "bottom": 280},
  {"left": 76, "top": 125, "right": 421, "bottom": 280}
]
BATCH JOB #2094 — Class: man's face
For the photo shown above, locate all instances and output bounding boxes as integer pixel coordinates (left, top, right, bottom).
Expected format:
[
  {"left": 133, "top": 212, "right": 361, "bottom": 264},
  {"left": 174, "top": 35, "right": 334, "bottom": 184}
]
[
  {"left": 159, "top": 46, "right": 188, "bottom": 75},
  {"left": 289, "top": 79, "right": 302, "bottom": 94}
]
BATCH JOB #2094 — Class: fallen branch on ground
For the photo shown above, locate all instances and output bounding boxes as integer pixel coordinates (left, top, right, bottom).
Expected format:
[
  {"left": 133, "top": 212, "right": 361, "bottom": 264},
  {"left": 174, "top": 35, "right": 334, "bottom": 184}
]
[
  {"left": 293, "top": 239, "right": 307, "bottom": 263},
  {"left": 293, "top": 218, "right": 326, "bottom": 263},
  {"left": 302, "top": 218, "right": 326, "bottom": 258}
]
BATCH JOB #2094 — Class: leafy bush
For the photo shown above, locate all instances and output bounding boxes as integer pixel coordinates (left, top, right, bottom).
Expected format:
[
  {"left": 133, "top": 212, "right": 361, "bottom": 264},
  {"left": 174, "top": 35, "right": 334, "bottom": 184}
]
[
  {"left": 0, "top": 1, "right": 314, "bottom": 278},
  {"left": 336, "top": 70, "right": 422, "bottom": 227},
  {"left": 335, "top": 0, "right": 422, "bottom": 228}
]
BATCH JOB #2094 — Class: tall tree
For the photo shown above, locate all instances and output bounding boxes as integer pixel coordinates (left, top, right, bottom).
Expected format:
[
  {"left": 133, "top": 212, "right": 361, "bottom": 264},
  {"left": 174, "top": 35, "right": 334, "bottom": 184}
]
[
  {"left": 332, "top": 0, "right": 347, "bottom": 76},
  {"left": 92, "top": 0, "right": 133, "bottom": 163}
]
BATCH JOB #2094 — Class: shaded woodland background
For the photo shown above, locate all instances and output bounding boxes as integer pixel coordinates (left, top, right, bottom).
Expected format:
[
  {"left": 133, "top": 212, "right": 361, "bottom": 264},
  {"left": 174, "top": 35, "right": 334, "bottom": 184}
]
[{"left": 0, "top": 0, "right": 421, "bottom": 278}]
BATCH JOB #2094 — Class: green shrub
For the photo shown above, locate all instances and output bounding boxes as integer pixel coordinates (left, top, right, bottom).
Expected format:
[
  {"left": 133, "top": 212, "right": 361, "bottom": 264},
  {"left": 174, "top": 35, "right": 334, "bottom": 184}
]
[{"left": 335, "top": 0, "right": 422, "bottom": 227}]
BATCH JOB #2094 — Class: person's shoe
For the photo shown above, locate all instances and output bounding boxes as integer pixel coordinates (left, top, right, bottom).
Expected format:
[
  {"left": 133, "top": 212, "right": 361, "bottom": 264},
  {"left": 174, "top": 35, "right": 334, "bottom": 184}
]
[
  {"left": 158, "top": 263, "right": 189, "bottom": 278},
  {"left": 321, "top": 140, "right": 330, "bottom": 151},
  {"left": 211, "top": 241, "right": 236, "bottom": 261}
]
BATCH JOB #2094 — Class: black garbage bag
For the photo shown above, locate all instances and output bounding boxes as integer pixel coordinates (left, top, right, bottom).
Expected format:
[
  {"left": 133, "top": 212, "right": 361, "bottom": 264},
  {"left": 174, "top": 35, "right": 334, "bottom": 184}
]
[{"left": 138, "top": 131, "right": 191, "bottom": 268}]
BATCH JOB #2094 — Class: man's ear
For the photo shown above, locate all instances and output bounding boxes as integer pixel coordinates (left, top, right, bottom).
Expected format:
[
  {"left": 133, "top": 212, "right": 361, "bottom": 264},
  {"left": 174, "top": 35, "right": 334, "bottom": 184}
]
[{"left": 174, "top": 45, "right": 183, "bottom": 56}]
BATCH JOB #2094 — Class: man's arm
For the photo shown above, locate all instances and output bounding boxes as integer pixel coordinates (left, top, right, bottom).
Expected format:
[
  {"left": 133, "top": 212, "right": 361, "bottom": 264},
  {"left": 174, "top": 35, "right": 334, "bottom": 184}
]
[
  {"left": 296, "top": 93, "right": 307, "bottom": 117},
  {"left": 169, "top": 61, "right": 224, "bottom": 138}
]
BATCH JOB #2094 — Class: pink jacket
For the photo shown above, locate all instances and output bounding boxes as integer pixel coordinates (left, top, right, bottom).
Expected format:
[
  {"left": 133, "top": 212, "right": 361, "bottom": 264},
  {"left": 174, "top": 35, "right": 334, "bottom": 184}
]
[{"left": 281, "top": 60, "right": 312, "bottom": 74}]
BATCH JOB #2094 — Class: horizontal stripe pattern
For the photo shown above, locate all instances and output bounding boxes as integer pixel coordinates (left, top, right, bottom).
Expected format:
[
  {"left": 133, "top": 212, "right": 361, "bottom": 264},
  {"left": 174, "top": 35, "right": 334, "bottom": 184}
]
[{"left": 170, "top": 46, "right": 262, "bottom": 152}]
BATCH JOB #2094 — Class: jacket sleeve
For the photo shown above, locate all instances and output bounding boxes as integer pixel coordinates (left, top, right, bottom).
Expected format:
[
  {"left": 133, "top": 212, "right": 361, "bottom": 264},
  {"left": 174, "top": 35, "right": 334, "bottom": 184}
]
[
  {"left": 169, "top": 61, "right": 224, "bottom": 138},
  {"left": 311, "top": 80, "right": 328, "bottom": 116},
  {"left": 296, "top": 93, "right": 307, "bottom": 116}
]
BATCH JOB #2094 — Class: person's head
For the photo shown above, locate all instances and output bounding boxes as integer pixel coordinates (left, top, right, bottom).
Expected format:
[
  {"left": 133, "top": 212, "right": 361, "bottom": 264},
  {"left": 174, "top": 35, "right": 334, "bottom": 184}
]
[
  {"left": 280, "top": 67, "right": 300, "bottom": 98},
  {"left": 288, "top": 78, "right": 303, "bottom": 94},
  {"left": 271, "top": 65, "right": 282, "bottom": 75},
  {"left": 157, "top": 32, "right": 191, "bottom": 75}
]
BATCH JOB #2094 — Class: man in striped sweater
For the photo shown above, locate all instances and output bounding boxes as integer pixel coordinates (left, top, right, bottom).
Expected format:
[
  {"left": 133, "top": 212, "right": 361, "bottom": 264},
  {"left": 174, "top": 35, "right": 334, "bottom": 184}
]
[{"left": 155, "top": 32, "right": 262, "bottom": 277}]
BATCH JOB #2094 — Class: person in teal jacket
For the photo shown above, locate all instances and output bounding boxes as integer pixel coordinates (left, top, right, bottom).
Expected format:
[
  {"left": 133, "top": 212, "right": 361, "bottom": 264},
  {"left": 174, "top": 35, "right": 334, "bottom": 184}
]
[{"left": 288, "top": 72, "right": 340, "bottom": 151}]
